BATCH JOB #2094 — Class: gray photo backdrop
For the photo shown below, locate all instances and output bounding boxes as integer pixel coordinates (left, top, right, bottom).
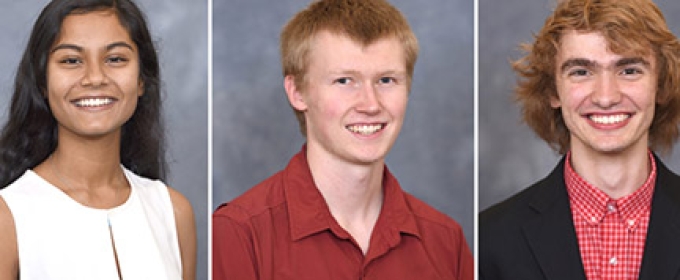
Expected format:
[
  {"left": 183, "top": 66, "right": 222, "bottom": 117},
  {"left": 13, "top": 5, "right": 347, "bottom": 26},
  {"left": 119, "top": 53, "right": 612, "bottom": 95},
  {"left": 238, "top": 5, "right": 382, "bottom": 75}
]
[
  {"left": 213, "top": 0, "right": 475, "bottom": 246},
  {"left": 480, "top": 0, "right": 680, "bottom": 211},
  {"left": 0, "top": 1, "right": 208, "bottom": 279}
]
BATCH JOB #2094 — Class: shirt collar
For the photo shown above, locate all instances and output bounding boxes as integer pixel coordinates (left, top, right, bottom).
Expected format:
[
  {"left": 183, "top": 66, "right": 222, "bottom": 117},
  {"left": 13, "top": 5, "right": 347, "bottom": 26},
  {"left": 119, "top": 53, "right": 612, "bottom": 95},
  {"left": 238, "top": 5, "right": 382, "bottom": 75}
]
[
  {"left": 564, "top": 151, "right": 656, "bottom": 227},
  {"left": 283, "top": 146, "right": 420, "bottom": 241}
]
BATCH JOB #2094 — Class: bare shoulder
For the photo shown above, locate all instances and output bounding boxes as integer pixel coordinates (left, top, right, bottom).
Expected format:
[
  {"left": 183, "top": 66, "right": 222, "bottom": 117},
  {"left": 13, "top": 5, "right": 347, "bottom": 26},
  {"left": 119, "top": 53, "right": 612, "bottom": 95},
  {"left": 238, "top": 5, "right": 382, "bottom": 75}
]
[
  {"left": 166, "top": 186, "right": 194, "bottom": 218},
  {"left": 165, "top": 186, "right": 196, "bottom": 280},
  {"left": 0, "top": 196, "right": 19, "bottom": 279},
  {"left": 165, "top": 186, "right": 196, "bottom": 243}
]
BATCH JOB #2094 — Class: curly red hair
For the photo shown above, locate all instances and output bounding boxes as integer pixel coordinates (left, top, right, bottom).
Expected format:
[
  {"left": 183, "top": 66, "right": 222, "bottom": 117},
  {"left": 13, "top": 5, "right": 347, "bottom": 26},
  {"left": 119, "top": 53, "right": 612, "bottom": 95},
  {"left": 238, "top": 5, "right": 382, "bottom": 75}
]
[{"left": 514, "top": 0, "right": 680, "bottom": 154}]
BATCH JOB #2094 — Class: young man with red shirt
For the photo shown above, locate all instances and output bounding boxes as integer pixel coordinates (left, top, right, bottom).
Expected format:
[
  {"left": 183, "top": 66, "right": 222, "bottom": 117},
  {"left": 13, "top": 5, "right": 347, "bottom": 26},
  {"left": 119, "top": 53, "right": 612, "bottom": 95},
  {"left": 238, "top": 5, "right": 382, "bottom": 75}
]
[
  {"left": 213, "top": 0, "right": 473, "bottom": 279},
  {"left": 480, "top": 0, "right": 680, "bottom": 279}
]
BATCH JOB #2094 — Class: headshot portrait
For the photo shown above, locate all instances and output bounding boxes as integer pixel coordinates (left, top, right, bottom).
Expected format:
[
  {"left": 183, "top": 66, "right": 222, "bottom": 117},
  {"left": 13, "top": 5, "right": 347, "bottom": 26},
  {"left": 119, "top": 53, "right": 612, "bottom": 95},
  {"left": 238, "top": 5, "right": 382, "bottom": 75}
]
[
  {"left": 0, "top": 0, "right": 207, "bottom": 279},
  {"left": 480, "top": 0, "right": 680, "bottom": 279},
  {"left": 212, "top": 0, "right": 473, "bottom": 279},
  {"left": 479, "top": 0, "right": 680, "bottom": 223},
  {"left": 213, "top": 0, "right": 473, "bottom": 245}
]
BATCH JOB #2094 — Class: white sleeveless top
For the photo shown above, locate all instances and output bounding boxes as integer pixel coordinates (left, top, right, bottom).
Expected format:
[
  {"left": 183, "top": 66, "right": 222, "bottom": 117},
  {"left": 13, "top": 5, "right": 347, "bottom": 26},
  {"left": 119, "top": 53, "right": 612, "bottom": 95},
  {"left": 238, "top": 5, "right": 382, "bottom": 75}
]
[{"left": 0, "top": 168, "right": 182, "bottom": 280}]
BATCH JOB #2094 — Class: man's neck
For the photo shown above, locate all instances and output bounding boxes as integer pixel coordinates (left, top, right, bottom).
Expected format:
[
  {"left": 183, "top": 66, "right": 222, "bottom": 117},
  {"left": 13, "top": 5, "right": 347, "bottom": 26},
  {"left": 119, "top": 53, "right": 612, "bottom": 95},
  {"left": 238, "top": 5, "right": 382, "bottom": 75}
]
[
  {"left": 569, "top": 145, "right": 651, "bottom": 200},
  {"left": 306, "top": 146, "right": 385, "bottom": 254}
]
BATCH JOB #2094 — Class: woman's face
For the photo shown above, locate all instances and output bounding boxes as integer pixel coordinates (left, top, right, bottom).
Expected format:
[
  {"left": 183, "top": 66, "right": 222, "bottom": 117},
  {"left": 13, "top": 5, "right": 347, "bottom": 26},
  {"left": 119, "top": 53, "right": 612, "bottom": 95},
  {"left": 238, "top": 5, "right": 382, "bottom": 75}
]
[{"left": 47, "top": 10, "right": 142, "bottom": 140}]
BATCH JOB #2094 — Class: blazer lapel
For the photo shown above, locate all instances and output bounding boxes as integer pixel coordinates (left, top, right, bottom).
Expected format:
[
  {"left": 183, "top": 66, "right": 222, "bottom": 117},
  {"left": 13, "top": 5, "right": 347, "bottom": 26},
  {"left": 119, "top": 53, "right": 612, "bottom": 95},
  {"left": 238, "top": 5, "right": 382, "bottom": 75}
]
[
  {"left": 521, "top": 159, "right": 587, "bottom": 280},
  {"left": 639, "top": 158, "right": 680, "bottom": 279}
]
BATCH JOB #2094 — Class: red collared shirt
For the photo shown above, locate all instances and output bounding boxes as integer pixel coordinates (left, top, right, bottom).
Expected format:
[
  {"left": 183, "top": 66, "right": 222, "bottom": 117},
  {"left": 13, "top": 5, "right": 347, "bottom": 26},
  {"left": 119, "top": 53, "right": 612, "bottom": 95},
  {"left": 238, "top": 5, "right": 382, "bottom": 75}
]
[
  {"left": 213, "top": 148, "right": 473, "bottom": 280},
  {"left": 565, "top": 152, "right": 656, "bottom": 280}
]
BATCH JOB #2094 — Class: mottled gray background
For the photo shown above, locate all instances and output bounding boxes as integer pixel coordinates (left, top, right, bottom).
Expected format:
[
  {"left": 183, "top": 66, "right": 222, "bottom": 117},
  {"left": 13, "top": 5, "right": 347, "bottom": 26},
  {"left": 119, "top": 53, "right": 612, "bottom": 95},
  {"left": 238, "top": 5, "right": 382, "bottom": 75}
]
[
  {"left": 213, "top": 0, "right": 475, "bottom": 247},
  {"left": 480, "top": 0, "right": 680, "bottom": 211},
  {"left": 0, "top": 1, "right": 208, "bottom": 279}
]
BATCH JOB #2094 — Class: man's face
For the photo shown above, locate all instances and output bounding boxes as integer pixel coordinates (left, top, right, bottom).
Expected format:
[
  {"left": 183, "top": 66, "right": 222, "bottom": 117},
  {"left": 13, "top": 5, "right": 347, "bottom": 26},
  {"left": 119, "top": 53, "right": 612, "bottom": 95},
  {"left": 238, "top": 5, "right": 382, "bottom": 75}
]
[
  {"left": 287, "top": 31, "right": 409, "bottom": 165},
  {"left": 552, "top": 30, "right": 657, "bottom": 157}
]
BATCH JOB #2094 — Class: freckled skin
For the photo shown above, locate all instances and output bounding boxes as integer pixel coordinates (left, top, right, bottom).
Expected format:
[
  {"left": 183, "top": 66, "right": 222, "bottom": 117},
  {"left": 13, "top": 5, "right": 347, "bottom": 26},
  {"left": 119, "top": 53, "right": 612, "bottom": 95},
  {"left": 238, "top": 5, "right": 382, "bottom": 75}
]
[{"left": 286, "top": 31, "right": 409, "bottom": 166}]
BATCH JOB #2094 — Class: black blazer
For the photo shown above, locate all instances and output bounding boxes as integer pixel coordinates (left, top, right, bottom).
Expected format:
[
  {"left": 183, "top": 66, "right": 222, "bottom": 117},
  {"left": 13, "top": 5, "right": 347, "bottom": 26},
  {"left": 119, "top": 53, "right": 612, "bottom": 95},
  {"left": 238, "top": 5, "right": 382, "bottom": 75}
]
[{"left": 479, "top": 156, "right": 680, "bottom": 280}]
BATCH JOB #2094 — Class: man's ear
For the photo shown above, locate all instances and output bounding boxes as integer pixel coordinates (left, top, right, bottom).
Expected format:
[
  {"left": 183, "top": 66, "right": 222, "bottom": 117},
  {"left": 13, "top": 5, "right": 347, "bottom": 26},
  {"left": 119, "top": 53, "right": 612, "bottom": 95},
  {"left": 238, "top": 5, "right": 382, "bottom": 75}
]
[
  {"left": 549, "top": 94, "right": 561, "bottom": 108},
  {"left": 284, "top": 75, "right": 307, "bottom": 111}
]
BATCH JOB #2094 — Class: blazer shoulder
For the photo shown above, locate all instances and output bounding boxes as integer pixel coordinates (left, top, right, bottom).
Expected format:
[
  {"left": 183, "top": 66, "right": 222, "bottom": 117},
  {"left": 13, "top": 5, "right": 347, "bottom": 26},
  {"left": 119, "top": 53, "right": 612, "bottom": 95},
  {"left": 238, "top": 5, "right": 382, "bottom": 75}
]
[
  {"left": 480, "top": 179, "right": 542, "bottom": 229},
  {"left": 480, "top": 158, "right": 567, "bottom": 230},
  {"left": 655, "top": 156, "right": 680, "bottom": 187},
  {"left": 651, "top": 157, "right": 680, "bottom": 209}
]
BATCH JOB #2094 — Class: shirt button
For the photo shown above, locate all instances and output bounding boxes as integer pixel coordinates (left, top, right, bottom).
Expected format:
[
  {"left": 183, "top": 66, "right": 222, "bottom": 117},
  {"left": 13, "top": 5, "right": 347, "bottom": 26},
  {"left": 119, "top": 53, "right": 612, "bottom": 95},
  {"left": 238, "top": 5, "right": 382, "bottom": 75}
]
[
  {"left": 607, "top": 203, "right": 616, "bottom": 212},
  {"left": 628, "top": 220, "right": 635, "bottom": 226},
  {"left": 609, "top": 257, "right": 618, "bottom": 265}
]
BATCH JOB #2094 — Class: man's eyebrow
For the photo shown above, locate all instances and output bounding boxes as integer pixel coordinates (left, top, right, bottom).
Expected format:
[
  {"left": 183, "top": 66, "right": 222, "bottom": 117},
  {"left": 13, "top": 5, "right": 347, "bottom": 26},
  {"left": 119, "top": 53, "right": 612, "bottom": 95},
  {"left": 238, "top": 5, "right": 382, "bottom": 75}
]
[
  {"left": 559, "top": 58, "right": 596, "bottom": 73},
  {"left": 378, "top": 70, "right": 407, "bottom": 76},
  {"left": 328, "top": 69, "right": 361, "bottom": 75},
  {"left": 615, "top": 57, "right": 650, "bottom": 67}
]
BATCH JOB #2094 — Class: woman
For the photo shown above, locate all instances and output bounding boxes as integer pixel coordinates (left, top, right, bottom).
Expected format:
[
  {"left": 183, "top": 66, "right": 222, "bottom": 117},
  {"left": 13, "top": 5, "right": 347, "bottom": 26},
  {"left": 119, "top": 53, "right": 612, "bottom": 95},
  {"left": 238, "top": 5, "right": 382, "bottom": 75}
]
[{"left": 0, "top": 0, "right": 196, "bottom": 279}]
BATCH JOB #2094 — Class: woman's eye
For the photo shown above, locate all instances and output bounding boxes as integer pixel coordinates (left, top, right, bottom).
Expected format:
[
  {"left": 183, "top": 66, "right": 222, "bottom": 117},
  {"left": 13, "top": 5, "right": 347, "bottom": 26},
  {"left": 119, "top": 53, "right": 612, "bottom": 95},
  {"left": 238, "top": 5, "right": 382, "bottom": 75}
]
[
  {"left": 107, "top": 56, "right": 129, "bottom": 64},
  {"left": 59, "top": 58, "right": 81, "bottom": 64}
]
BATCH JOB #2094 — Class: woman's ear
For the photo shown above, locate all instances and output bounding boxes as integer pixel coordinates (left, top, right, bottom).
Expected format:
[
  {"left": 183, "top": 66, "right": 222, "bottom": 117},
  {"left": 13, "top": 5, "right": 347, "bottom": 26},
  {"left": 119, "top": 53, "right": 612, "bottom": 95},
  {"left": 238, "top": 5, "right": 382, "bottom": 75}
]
[{"left": 138, "top": 80, "right": 144, "bottom": 97}]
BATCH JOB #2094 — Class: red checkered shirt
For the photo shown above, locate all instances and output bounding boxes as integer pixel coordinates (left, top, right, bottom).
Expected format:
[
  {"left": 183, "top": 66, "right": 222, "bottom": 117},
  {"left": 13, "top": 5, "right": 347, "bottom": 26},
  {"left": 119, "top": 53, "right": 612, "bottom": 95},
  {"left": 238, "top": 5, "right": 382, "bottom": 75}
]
[{"left": 564, "top": 152, "right": 656, "bottom": 280}]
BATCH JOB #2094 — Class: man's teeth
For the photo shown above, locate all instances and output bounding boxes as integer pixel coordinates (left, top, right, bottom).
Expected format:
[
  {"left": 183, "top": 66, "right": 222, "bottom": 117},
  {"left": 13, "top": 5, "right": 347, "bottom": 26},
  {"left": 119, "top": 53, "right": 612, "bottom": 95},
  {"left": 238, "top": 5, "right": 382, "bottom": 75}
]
[
  {"left": 347, "top": 124, "right": 383, "bottom": 135},
  {"left": 590, "top": 114, "right": 628, "bottom": 124},
  {"left": 74, "top": 98, "right": 114, "bottom": 107}
]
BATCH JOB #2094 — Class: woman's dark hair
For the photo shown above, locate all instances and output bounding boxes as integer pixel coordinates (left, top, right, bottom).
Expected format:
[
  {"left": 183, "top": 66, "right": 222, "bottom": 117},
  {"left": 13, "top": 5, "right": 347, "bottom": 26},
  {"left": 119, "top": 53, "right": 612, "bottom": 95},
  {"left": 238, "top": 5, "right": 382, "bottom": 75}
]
[{"left": 0, "top": 0, "right": 166, "bottom": 188}]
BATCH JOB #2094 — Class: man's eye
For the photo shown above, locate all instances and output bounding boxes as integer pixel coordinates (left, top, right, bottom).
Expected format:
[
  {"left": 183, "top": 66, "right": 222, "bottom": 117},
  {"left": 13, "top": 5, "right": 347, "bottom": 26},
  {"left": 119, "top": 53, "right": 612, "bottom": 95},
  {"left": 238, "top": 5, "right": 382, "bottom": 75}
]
[
  {"left": 569, "top": 69, "right": 589, "bottom": 76},
  {"left": 621, "top": 68, "right": 641, "bottom": 75},
  {"left": 379, "top": 77, "right": 395, "bottom": 84},
  {"left": 334, "top": 77, "right": 351, "bottom": 85}
]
